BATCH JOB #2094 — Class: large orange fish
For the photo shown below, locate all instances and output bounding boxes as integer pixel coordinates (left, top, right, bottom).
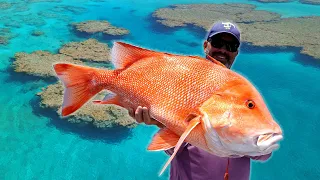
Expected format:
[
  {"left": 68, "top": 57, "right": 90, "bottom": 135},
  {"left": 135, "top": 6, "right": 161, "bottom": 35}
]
[{"left": 53, "top": 42, "right": 283, "bottom": 175}]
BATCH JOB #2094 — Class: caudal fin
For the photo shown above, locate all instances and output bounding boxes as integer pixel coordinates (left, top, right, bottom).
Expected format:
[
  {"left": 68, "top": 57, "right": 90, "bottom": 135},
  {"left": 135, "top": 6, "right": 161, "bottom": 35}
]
[{"left": 53, "top": 63, "right": 110, "bottom": 117}]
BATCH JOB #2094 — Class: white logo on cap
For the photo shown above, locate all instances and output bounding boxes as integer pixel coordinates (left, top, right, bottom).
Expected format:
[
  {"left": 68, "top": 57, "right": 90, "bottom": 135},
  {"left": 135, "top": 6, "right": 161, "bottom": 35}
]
[{"left": 222, "top": 22, "right": 235, "bottom": 30}]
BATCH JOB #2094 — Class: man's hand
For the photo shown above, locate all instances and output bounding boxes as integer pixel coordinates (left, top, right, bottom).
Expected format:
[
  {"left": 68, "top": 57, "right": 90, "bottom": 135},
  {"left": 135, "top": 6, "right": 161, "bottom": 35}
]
[{"left": 128, "top": 106, "right": 164, "bottom": 128}]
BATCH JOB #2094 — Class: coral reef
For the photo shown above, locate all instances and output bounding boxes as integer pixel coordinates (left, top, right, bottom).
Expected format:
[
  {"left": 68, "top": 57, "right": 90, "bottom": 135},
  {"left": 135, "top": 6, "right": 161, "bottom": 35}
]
[
  {"left": 0, "top": 28, "right": 17, "bottom": 45},
  {"left": 59, "top": 39, "right": 111, "bottom": 62},
  {"left": 37, "top": 82, "right": 136, "bottom": 128},
  {"left": 27, "top": 0, "right": 62, "bottom": 3},
  {"left": 51, "top": 5, "right": 88, "bottom": 15},
  {"left": 71, "top": 20, "right": 129, "bottom": 36},
  {"left": 38, "top": 11, "right": 72, "bottom": 22},
  {"left": 254, "top": 0, "right": 320, "bottom": 4},
  {"left": 300, "top": 0, "right": 320, "bottom": 5},
  {"left": 13, "top": 5, "right": 30, "bottom": 12},
  {"left": 0, "top": 36, "right": 8, "bottom": 45},
  {"left": 240, "top": 16, "right": 320, "bottom": 59},
  {"left": 12, "top": 51, "right": 84, "bottom": 77},
  {"left": 0, "top": 2, "right": 12, "bottom": 10},
  {"left": 1, "top": 14, "right": 46, "bottom": 28},
  {"left": 153, "top": 4, "right": 280, "bottom": 28},
  {"left": 152, "top": 3, "right": 320, "bottom": 59},
  {"left": 31, "top": 30, "right": 45, "bottom": 36},
  {"left": 257, "top": 0, "right": 290, "bottom": 2},
  {"left": 12, "top": 39, "right": 136, "bottom": 128}
]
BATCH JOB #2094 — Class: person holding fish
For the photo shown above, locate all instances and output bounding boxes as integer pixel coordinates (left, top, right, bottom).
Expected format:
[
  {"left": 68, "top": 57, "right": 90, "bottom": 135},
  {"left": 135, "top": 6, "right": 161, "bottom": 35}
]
[
  {"left": 129, "top": 22, "right": 280, "bottom": 180},
  {"left": 53, "top": 21, "right": 283, "bottom": 180}
]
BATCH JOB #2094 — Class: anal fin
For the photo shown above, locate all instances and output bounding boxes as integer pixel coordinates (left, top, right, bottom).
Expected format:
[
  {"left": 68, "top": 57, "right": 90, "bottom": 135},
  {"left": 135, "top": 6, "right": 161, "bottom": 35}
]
[{"left": 148, "top": 128, "right": 179, "bottom": 151}]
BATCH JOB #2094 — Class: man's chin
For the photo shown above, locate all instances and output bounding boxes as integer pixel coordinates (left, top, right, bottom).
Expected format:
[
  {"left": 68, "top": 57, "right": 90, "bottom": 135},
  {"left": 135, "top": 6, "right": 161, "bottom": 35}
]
[{"left": 213, "top": 56, "right": 228, "bottom": 64}]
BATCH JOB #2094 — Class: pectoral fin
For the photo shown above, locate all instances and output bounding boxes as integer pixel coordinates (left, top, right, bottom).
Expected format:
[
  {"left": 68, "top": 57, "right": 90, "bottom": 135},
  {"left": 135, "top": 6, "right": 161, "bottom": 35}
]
[
  {"left": 148, "top": 128, "right": 180, "bottom": 151},
  {"left": 159, "top": 116, "right": 201, "bottom": 176},
  {"left": 92, "top": 93, "right": 123, "bottom": 107}
]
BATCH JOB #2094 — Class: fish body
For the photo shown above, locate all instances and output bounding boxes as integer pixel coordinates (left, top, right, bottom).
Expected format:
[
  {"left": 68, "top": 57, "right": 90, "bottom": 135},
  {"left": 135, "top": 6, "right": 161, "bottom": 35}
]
[{"left": 53, "top": 42, "right": 283, "bottom": 175}]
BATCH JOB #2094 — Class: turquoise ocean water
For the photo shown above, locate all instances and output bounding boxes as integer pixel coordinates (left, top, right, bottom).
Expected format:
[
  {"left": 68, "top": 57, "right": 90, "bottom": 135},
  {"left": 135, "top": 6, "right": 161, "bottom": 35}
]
[{"left": 0, "top": 0, "right": 319, "bottom": 179}]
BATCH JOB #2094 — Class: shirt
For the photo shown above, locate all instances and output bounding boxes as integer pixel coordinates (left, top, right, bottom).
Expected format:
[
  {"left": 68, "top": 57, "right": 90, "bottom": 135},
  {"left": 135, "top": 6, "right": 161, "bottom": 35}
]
[{"left": 165, "top": 143, "right": 271, "bottom": 180}]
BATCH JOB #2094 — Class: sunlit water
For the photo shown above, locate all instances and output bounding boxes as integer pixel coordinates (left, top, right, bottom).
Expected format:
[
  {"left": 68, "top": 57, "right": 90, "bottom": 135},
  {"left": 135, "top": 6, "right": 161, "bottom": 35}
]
[{"left": 0, "top": 0, "right": 319, "bottom": 179}]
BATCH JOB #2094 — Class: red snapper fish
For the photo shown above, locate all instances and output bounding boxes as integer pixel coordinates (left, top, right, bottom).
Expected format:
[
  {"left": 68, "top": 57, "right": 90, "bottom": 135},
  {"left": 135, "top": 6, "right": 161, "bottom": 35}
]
[{"left": 53, "top": 42, "right": 283, "bottom": 175}]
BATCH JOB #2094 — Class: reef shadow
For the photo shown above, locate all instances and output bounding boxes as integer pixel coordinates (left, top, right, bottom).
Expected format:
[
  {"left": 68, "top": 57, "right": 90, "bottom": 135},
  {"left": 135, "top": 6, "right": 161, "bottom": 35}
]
[
  {"left": 30, "top": 93, "right": 134, "bottom": 144},
  {"left": 2, "top": 58, "right": 57, "bottom": 84},
  {"left": 69, "top": 25, "right": 129, "bottom": 42}
]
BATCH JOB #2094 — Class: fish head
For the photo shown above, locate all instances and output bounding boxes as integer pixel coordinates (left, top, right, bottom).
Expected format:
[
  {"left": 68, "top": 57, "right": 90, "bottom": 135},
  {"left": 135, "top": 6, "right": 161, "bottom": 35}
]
[{"left": 200, "top": 78, "right": 283, "bottom": 157}]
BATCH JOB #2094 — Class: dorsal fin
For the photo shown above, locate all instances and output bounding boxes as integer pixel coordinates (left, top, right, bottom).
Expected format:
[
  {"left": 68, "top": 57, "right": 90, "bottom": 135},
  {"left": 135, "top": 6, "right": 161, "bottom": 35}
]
[{"left": 111, "top": 42, "right": 164, "bottom": 69}]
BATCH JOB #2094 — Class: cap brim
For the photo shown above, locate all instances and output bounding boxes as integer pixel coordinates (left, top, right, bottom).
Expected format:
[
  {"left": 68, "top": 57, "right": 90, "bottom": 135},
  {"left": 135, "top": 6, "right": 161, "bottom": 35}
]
[{"left": 209, "top": 31, "right": 240, "bottom": 44}]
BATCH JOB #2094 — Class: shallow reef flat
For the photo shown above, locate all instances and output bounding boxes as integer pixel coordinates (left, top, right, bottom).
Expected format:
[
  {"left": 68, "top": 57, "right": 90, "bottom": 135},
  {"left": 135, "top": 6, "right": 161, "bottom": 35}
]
[
  {"left": 71, "top": 20, "right": 129, "bottom": 36},
  {"left": 0, "top": 2, "right": 13, "bottom": 10},
  {"left": 153, "top": 4, "right": 280, "bottom": 28},
  {"left": 256, "top": 0, "right": 290, "bottom": 2},
  {"left": 0, "top": 28, "right": 17, "bottom": 46},
  {"left": 37, "top": 11, "right": 72, "bottom": 22},
  {"left": 299, "top": 0, "right": 320, "bottom": 5},
  {"left": 0, "top": 4, "right": 128, "bottom": 45},
  {"left": 59, "top": 39, "right": 111, "bottom": 62},
  {"left": 31, "top": 30, "right": 45, "bottom": 36},
  {"left": 256, "top": 0, "right": 320, "bottom": 4},
  {"left": 0, "top": 1, "right": 30, "bottom": 12},
  {"left": 37, "top": 82, "right": 136, "bottom": 128},
  {"left": 240, "top": 17, "right": 320, "bottom": 60},
  {"left": 153, "top": 3, "right": 320, "bottom": 60},
  {"left": 27, "top": 0, "right": 62, "bottom": 3},
  {"left": 13, "top": 51, "right": 83, "bottom": 77},
  {"left": 51, "top": 5, "right": 88, "bottom": 15},
  {"left": 1, "top": 13, "right": 46, "bottom": 28},
  {"left": 12, "top": 39, "right": 136, "bottom": 128}
]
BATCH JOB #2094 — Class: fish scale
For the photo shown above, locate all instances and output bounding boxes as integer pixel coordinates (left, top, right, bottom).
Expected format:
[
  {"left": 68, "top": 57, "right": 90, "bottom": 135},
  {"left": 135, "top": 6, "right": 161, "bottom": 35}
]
[{"left": 106, "top": 56, "right": 231, "bottom": 131}]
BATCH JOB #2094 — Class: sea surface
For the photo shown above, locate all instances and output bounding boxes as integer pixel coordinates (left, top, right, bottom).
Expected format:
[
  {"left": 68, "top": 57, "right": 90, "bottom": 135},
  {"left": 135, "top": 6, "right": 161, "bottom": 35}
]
[{"left": 0, "top": 0, "right": 319, "bottom": 180}]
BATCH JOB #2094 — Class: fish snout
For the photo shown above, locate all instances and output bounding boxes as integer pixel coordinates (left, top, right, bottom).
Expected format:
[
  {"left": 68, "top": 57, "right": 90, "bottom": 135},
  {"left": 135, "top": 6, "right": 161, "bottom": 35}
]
[{"left": 254, "top": 133, "right": 283, "bottom": 151}]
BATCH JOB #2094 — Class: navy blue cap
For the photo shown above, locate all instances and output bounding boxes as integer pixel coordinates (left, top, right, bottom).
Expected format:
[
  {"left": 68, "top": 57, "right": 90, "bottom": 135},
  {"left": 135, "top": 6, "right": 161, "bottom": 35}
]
[{"left": 207, "top": 22, "right": 241, "bottom": 44}]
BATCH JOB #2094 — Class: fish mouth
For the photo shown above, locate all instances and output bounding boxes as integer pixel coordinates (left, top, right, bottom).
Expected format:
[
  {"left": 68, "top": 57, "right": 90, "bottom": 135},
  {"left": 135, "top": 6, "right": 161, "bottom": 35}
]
[{"left": 255, "top": 133, "right": 283, "bottom": 151}]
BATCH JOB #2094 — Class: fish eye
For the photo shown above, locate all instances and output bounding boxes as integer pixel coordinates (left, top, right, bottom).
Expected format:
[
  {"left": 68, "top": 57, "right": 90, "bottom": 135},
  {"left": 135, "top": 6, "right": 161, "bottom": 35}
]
[{"left": 246, "top": 100, "right": 255, "bottom": 109}]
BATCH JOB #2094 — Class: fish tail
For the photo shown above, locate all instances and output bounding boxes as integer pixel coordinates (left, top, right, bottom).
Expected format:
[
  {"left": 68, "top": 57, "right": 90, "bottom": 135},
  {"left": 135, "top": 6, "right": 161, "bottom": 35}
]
[{"left": 53, "top": 63, "right": 113, "bottom": 117}]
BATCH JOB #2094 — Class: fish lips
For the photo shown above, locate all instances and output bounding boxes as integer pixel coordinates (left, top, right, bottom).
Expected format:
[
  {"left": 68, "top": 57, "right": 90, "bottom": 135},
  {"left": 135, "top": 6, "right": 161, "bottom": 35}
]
[{"left": 255, "top": 133, "right": 283, "bottom": 151}]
